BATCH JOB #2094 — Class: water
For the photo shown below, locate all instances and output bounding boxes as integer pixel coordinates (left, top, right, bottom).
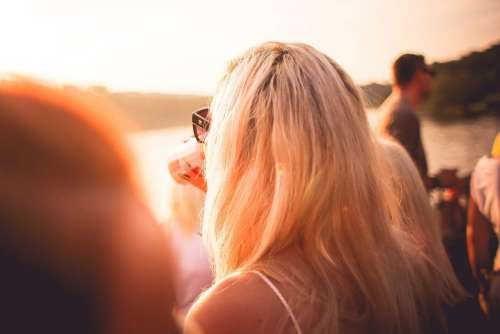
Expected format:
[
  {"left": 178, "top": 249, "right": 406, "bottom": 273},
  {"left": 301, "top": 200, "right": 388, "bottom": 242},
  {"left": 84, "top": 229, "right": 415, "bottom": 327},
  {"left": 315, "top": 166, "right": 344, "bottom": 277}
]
[
  {"left": 130, "top": 113, "right": 500, "bottom": 221},
  {"left": 129, "top": 127, "right": 191, "bottom": 222},
  {"left": 367, "top": 112, "right": 500, "bottom": 175},
  {"left": 420, "top": 116, "right": 499, "bottom": 175}
]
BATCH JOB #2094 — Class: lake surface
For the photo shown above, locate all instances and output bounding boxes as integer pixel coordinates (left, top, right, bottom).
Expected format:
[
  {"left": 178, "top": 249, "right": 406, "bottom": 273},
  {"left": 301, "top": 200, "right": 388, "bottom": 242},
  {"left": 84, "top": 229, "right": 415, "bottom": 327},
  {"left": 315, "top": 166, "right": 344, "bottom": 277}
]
[
  {"left": 130, "top": 113, "right": 500, "bottom": 221},
  {"left": 366, "top": 112, "right": 500, "bottom": 175}
]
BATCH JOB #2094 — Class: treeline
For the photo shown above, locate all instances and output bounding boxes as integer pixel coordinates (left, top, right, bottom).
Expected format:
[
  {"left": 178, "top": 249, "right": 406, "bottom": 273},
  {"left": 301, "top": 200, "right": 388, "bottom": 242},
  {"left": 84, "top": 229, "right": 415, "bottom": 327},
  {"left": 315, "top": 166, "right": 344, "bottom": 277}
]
[
  {"left": 63, "top": 42, "right": 499, "bottom": 130},
  {"left": 111, "top": 92, "right": 209, "bottom": 130},
  {"left": 360, "top": 42, "right": 500, "bottom": 120},
  {"left": 425, "top": 42, "right": 500, "bottom": 119},
  {"left": 59, "top": 86, "right": 209, "bottom": 130},
  {"left": 359, "top": 83, "right": 391, "bottom": 109}
]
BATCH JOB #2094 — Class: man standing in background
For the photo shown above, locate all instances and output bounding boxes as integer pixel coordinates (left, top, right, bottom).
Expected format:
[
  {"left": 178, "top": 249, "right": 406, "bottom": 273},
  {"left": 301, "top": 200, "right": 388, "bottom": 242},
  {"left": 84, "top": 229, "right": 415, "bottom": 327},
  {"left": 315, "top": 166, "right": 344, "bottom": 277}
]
[{"left": 377, "top": 53, "right": 457, "bottom": 190}]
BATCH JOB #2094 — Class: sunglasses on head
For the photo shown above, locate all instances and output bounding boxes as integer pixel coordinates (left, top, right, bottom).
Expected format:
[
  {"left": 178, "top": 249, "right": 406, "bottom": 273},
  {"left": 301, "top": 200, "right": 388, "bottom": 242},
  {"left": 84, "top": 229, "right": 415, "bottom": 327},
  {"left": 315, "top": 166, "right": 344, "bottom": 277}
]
[{"left": 192, "top": 107, "right": 210, "bottom": 144}]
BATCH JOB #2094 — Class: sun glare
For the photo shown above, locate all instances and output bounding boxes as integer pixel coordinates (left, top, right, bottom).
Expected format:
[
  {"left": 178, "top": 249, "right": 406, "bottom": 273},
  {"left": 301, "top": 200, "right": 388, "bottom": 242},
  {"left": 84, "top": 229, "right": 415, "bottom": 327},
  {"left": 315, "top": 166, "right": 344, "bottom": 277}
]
[{"left": 1, "top": 0, "right": 498, "bottom": 93}]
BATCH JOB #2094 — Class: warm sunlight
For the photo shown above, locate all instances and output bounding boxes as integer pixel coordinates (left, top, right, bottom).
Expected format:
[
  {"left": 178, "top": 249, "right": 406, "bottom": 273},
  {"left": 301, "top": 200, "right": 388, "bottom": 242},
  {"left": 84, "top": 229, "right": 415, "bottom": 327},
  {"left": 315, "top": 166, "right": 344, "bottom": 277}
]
[
  {"left": 1, "top": 2, "right": 500, "bottom": 332},
  {"left": 1, "top": 0, "right": 499, "bottom": 94}
]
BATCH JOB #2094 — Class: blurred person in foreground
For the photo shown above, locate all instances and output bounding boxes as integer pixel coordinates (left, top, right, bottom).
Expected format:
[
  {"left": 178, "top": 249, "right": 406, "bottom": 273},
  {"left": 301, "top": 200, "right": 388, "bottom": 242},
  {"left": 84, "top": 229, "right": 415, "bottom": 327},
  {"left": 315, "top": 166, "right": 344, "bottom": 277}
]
[
  {"left": 0, "top": 81, "right": 180, "bottom": 333},
  {"left": 467, "top": 132, "right": 500, "bottom": 331},
  {"left": 381, "top": 139, "right": 486, "bottom": 334},
  {"left": 164, "top": 177, "right": 211, "bottom": 316},
  {"left": 377, "top": 54, "right": 458, "bottom": 191},
  {"left": 185, "top": 42, "right": 464, "bottom": 334}
]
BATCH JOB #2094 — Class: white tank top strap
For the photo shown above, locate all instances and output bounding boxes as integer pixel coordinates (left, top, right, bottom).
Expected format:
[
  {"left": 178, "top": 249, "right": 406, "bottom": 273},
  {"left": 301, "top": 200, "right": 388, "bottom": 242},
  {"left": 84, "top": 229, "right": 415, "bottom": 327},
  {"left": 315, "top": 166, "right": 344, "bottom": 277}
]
[{"left": 251, "top": 271, "right": 303, "bottom": 334}]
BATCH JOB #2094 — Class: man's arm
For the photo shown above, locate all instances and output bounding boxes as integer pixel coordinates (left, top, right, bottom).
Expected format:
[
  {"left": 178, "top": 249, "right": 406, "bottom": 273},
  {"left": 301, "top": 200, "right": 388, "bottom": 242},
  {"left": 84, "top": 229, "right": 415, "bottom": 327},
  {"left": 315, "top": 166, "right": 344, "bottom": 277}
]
[{"left": 466, "top": 194, "right": 492, "bottom": 280}]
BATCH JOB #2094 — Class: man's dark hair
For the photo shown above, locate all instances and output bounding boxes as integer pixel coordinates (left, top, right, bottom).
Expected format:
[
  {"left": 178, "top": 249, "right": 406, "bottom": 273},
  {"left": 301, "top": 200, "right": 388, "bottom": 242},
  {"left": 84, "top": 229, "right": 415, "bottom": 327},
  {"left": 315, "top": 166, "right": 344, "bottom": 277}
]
[{"left": 392, "top": 54, "right": 431, "bottom": 87}]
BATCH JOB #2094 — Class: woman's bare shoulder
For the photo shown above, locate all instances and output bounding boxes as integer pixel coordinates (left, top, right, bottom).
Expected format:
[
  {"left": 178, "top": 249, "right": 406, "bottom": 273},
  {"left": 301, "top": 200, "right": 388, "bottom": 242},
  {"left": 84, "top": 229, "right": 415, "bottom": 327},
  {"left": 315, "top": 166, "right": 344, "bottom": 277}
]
[{"left": 185, "top": 271, "right": 289, "bottom": 334}]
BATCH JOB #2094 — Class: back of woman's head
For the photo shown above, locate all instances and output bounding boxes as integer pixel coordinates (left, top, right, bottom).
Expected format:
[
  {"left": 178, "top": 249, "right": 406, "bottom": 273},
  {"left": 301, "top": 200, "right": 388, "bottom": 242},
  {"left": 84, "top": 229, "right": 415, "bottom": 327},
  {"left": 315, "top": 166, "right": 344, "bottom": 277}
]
[
  {"left": 0, "top": 81, "right": 178, "bottom": 334},
  {"left": 380, "top": 139, "right": 465, "bottom": 307},
  {"left": 203, "top": 42, "right": 445, "bottom": 333},
  {"left": 380, "top": 139, "right": 439, "bottom": 241}
]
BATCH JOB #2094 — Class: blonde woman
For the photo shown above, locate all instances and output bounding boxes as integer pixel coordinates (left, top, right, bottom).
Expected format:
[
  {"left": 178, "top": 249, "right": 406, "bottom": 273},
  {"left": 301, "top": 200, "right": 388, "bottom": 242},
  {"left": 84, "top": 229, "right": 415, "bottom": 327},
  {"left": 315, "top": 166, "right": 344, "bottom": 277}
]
[
  {"left": 380, "top": 139, "right": 475, "bottom": 332},
  {"left": 380, "top": 139, "right": 457, "bottom": 270},
  {"left": 185, "top": 42, "right": 461, "bottom": 333}
]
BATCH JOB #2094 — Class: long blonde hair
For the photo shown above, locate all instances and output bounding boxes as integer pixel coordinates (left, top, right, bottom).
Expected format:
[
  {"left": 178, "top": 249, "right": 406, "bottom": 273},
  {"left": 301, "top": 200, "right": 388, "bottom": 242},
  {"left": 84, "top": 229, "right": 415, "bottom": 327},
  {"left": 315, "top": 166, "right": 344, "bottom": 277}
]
[
  {"left": 380, "top": 139, "right": 465, "bottom": 310},
  {"left": 203, "top": 42, "right": 448, "bottom": 333}
]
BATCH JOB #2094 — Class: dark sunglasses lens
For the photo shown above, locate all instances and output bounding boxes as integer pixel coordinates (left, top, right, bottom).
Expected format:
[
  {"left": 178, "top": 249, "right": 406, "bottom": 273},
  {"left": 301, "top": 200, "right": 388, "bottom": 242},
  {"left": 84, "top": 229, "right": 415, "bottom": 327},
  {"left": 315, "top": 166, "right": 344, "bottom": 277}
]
[
  {"left": 194, "top": 124, "right": 208, "bottom": 143},
  {"left": 192, "top": 108, "right": 210, "bottom": 143},
  {"left": 198, "top": 108, "right": 209, "bottom": 118}
]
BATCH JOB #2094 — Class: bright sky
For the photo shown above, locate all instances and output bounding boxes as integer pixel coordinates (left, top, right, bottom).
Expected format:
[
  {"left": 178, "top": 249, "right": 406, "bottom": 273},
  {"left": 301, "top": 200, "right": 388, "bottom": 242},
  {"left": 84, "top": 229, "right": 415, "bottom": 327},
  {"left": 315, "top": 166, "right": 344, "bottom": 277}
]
[{"left": 1, "top": 0, "right": 499, "bottom": 94}]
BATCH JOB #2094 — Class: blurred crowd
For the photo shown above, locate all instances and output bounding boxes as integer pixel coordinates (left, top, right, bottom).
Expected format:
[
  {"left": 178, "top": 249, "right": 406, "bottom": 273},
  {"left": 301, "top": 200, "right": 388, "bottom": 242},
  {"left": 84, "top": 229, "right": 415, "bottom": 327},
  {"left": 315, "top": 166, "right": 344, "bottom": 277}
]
[{"left": 0, "top": 42, "right": 498, "bottom": 333}]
